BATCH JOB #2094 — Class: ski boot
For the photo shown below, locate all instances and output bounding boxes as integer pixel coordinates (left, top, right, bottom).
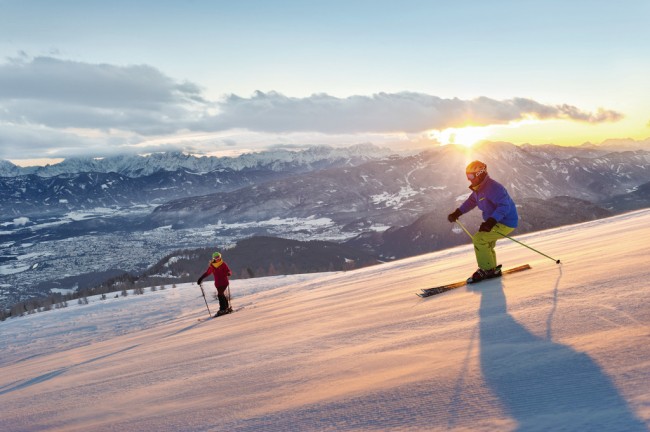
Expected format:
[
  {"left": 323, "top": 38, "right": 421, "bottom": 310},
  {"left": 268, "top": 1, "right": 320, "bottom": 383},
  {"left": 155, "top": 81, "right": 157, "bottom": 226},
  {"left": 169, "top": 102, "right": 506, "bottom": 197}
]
[
  {"left": 467, "top": 265, "right": 502, "bottom": 284},
  {"left": 215, "top": 307, "right": 233, "bottom": 317}
]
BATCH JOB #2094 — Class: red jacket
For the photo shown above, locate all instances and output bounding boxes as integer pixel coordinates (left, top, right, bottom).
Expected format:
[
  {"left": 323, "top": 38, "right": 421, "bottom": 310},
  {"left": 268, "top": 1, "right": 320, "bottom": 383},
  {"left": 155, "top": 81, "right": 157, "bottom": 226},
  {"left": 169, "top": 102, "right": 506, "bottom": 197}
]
[{"left": 199, "top": 260, "right": 232, "bottom": 288}]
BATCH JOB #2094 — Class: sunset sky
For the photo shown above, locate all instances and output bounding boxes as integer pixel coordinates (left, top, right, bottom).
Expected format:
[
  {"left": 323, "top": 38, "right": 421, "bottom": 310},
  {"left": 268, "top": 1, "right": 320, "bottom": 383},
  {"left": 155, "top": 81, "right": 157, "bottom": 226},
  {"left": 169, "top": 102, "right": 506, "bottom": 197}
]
[{"left": 1, "top": 0, "right": 649, "bottom": 165}]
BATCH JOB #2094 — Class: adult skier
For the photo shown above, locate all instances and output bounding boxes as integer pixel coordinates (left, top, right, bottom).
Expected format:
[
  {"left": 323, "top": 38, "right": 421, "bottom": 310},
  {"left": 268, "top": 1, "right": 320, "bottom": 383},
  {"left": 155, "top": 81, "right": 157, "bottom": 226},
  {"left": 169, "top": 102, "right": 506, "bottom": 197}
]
[
  {"left": 447, "top": 160, "right": 519, "bottom": 282},
  {"left": 197, "top": 252, "right": 233, "bottom": 316}
]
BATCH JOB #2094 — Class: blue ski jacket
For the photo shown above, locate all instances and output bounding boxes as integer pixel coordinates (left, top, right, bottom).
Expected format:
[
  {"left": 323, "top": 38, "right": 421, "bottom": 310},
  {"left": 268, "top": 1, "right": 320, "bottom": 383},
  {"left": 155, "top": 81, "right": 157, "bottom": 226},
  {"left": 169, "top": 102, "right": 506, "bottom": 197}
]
[{"left": 459, "top": 175, "right": 518, "bottom": 228}]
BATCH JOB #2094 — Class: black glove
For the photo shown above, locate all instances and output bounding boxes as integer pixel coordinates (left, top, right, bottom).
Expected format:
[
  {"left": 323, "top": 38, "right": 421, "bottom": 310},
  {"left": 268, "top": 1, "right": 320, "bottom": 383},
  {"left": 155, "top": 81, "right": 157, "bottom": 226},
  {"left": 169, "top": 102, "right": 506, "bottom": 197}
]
[
  {"left": 479, "top": 217, "right": 497, "bottom": 232},
  {"left": 447, "top": 208, "right": 462, "bottom": 223},
  {"left": 197, "top": 278, "right": 203, "bottom": 285}
]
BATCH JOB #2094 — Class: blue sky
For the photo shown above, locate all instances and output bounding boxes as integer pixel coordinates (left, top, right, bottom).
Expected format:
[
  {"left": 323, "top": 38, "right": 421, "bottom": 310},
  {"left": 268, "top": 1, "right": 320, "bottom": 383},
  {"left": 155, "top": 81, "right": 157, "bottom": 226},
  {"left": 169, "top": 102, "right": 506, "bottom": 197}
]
[{"left": 1, "top": 0, "right": 649, "bottom": 163}]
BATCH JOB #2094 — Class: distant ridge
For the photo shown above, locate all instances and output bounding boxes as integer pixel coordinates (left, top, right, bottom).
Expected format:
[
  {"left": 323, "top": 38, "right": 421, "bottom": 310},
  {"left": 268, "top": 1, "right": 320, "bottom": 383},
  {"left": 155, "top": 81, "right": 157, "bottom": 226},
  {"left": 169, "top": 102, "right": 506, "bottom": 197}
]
[{"left": 0, "top": 144, "right": 395, "bottom": 178}]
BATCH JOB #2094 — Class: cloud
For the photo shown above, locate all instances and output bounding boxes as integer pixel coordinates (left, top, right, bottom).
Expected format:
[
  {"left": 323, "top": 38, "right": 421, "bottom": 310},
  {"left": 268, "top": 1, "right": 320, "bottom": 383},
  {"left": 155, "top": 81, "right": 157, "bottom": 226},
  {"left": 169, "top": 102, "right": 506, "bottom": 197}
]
[
  {"left": 0, "top": 56, "right": 207, "bottom": 134},
  {"left": 197, "top": 91, "right": 623, "bottom": 134},
  {"left": 0, "top": 122, "right": 144, "bottom": 159},
  {"left": 0, "top": 56, "right": 206, "bottom": 107},
  {"left": 222, "top": 139, "right": 238, "bottom": 147},
  {"left": 0, "top": 56, "right": 625, "bottom": 159},
  {"left": 0, "top": 122, "right": 105, "bottom": 159},
  {"left": 556, "top": 104, "right": 623, "bottom": 123}
]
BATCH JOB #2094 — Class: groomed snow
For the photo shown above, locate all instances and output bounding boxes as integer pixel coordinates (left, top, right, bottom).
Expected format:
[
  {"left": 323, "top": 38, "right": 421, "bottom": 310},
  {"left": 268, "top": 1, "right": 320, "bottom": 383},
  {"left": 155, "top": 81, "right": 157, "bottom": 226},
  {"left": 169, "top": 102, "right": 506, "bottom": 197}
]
[{"left": 1, "top": 210, "right": 649, "bottom": 431}]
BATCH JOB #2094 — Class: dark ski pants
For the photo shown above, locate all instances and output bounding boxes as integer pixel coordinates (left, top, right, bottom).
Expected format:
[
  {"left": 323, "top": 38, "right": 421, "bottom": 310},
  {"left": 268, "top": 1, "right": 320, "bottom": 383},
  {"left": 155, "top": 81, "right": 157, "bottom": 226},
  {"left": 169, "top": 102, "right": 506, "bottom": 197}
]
[{"left": 216, "top": 285, "right": 230, "bottom": 311}]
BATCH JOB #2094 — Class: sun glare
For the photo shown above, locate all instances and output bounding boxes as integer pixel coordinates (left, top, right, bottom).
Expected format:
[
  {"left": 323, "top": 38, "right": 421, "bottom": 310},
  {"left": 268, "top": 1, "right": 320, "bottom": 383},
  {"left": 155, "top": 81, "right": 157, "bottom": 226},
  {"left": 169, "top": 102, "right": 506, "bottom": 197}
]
[
  {"left": 429, "top": 126, "right": 491, "bottom": 148},
  {"left": 9, "top": 158, "right": 65, "bottom": 167}
]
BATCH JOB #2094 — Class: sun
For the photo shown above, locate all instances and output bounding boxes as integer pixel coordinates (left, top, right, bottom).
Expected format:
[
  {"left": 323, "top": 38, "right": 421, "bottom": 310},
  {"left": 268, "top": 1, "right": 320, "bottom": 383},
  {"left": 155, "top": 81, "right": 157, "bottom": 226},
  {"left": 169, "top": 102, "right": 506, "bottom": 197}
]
[{"left": 429, "top": 126, "right": 491, "bottom": 148}]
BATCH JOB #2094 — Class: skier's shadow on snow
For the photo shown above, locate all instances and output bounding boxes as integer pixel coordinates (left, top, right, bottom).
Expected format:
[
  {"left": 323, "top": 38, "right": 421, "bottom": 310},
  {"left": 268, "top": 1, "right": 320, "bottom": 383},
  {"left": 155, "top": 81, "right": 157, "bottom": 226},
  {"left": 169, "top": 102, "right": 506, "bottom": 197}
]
[{"left": 473, "top": 279, "right": 645, "bottom": 431}]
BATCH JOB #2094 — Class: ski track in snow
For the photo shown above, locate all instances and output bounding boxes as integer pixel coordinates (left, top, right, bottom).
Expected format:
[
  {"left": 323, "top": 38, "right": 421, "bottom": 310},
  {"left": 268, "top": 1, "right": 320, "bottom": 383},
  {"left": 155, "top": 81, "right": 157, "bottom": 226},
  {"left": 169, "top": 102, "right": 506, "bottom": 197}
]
[{"left": 1, "top": 210, "right": 649, "bottom": 431}]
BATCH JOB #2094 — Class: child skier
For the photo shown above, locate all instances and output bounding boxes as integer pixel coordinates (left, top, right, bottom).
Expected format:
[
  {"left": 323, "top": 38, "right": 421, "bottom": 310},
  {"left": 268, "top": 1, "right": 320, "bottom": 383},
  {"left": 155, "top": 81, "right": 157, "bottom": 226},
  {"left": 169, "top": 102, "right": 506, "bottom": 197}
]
[
  {"left": 447, "top": 160, "right": 519, "bottom": 283},
  {"left": 197, "top": 252, "right": 233, "bottom": 316}
]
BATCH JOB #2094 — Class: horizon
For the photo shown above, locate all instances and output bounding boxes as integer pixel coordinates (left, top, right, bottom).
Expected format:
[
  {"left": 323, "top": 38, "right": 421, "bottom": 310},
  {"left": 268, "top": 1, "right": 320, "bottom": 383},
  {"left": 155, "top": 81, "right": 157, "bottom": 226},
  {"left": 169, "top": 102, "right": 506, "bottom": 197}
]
[
  {"left": 5, "top": 137, "right": 649, "bottom": 168},
  {"left": 1, "top": 1, "right": 649, "bottom": 165}
]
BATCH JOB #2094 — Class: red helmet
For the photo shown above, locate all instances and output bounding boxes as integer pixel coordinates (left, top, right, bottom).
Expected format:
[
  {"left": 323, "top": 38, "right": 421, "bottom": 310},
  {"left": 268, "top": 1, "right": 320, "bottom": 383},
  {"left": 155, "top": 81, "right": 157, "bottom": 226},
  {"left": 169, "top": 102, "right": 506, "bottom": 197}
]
[{"left": 466, "top": 160, "right": 487, "bottom": 184}]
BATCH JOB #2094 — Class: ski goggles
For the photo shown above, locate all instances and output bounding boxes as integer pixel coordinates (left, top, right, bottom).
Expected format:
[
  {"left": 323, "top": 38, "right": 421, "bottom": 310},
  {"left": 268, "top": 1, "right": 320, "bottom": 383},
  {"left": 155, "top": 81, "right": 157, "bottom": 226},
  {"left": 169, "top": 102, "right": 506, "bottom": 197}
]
[{"left": 466, "top": 168, "right": 486, "bottom": 180}]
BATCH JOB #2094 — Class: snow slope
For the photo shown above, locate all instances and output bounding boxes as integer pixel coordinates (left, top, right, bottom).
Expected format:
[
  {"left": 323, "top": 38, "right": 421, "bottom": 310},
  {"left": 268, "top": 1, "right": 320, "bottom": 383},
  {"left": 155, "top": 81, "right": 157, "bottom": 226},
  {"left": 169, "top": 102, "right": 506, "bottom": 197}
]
[{"left": 1, "top": 210, "right": 649, "bottom": 431}]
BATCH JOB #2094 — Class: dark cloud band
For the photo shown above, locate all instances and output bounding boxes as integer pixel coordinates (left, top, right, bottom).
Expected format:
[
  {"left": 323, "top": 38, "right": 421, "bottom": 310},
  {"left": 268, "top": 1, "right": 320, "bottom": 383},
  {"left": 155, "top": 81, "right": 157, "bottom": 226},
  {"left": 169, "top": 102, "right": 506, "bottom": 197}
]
[{"left": 202, "top": 91, "right": 623, "bottom": 134}]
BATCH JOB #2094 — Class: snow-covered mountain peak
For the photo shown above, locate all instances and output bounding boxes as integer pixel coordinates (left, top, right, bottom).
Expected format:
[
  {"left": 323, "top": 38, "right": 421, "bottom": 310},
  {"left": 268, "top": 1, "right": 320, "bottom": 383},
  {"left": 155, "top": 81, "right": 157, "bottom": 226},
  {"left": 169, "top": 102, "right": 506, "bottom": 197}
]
[
  {"left": 206, "top": 143, "right": 395, "bottom": 171},
  {"left": 0, "top": 159, "right": 22, "bottom": 177}
]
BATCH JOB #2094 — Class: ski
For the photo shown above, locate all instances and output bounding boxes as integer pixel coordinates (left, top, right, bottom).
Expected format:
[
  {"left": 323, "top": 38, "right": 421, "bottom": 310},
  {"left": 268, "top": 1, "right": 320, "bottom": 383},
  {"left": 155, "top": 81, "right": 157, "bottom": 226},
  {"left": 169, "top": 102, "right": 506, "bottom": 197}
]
[
  {"left": 417, "top": 264, "right": 531, "bottom": 298},
  {"left": 197, "top": 307, "right": 243, "bottom": 321}
]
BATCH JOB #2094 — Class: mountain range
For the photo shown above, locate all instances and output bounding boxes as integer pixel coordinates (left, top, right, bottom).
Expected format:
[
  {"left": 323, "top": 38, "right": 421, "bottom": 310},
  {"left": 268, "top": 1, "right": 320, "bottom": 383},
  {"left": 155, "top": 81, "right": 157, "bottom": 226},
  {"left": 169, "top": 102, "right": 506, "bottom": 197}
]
[
  {"left": 3, "top": 142, "right": 648, "bottom": 223},
  {"left": 0, "top": 144, "right": 395, "bottom": 217},
  {"left": 0, "top": 144, "right": 395, "bottom": 178},
  {"left": 146, "top": 141, "right": 650, "bottom": 230}
]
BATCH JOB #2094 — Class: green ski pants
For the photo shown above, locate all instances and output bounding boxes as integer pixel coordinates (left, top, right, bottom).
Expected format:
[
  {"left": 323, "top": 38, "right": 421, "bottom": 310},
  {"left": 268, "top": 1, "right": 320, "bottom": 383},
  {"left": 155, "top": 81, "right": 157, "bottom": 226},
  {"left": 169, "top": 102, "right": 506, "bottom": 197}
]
[{"left": 472, "top": 223, "right": 515, "bottom": 270}]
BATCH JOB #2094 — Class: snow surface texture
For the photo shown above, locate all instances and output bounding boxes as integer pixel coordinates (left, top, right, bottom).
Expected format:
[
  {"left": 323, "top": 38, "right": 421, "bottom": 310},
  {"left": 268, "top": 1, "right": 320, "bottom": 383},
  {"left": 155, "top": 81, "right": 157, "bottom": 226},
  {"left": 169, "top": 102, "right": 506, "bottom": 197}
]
[{"left": 1, "top": 210, "right": 649, "bottom": 431}]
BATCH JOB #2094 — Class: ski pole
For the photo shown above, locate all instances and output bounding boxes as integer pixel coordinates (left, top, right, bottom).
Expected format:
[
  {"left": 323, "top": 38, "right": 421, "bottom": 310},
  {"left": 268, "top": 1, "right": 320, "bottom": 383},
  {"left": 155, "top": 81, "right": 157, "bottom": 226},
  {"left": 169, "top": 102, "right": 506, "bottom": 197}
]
[
  {"left": 198, "top": 283, "right": 212, "bottom": 316},
  {"left": 497, "top": 232, "right": 561, "bottom": 264},
  {"left": 456, "top": 220, "right": 560, "bottom": 264},
  {"left": 227, "top": 285, "right": 233, "bottom": 312}
]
